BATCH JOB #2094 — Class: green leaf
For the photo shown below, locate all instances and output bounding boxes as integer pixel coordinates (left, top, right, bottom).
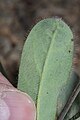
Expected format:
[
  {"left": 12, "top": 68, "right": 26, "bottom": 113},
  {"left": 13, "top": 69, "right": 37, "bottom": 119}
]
[
  {"left": 57, "top": 72, "right": 80, "bottom": 120},
  {"left": 18, "top": 18, "right": 73, "bottom": 120}
]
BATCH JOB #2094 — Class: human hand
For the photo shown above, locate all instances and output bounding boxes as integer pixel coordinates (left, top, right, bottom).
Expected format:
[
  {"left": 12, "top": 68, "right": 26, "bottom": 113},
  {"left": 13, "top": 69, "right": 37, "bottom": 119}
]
[{"left": 0, "top": 72, "right": 36, "bottom": 120}]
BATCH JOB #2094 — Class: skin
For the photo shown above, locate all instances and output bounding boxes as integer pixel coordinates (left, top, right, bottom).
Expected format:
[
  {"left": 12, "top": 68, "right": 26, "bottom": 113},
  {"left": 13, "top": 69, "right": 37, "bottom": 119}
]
[{"left": 0, "top": 72, "right": 36, "bottom": 120}]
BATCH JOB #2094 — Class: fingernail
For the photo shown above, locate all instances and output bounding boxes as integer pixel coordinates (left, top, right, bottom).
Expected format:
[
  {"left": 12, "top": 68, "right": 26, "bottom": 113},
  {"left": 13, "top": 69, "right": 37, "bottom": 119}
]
[
  {"left": 0, "top": 73, "right": 36, "bottom": 120},
  {"left": 0, "top": 97, "right": 10, "bottom": 120},
  {"left": 2, "top": 90, "right": 36, "bottom": 120}
]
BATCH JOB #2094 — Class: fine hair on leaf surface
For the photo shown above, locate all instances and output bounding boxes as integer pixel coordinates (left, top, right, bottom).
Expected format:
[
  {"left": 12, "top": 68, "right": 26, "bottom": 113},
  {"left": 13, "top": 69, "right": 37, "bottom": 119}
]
[{"left": 18, "top": 18, "right": 74, "bottom": 120}]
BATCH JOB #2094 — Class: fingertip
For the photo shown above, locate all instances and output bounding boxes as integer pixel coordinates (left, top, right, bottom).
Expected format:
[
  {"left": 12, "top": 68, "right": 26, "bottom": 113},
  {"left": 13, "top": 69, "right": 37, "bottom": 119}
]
[
  {"left": 0, "top": 72, "right": 36, "bottom": 120},
  {"left": 3, "top": 90, "right": 36, "bottom": 120}
]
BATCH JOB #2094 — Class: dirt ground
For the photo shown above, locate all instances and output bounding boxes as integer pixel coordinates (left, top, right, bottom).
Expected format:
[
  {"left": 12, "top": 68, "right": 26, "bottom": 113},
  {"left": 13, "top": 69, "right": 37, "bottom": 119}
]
[{"left": 0, "top": 0, "right": 80, "bottom": 87}]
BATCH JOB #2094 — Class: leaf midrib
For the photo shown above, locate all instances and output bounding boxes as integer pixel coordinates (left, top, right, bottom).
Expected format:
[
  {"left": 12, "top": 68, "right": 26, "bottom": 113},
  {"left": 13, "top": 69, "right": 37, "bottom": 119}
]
[{"left": 37, "top": 23, "right": 59, "bottom": 108}]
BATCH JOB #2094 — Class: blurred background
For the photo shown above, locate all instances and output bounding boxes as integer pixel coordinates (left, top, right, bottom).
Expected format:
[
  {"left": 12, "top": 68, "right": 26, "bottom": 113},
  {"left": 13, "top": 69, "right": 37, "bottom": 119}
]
[{"left": 0, "top": 0, "right": 80, "bottom": 87}]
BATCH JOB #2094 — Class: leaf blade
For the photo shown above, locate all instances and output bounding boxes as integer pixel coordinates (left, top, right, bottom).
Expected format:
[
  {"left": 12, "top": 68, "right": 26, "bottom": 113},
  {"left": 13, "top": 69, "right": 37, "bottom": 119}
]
[{"left": 18, "top": 18, "right": 73, "bottom": 120}]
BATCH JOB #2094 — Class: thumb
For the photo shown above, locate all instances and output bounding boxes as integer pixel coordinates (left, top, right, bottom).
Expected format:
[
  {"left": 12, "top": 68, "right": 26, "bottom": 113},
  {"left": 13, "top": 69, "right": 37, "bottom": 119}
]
[{"left": 0, "top": 72, "right": 36, "bottom": 120}]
